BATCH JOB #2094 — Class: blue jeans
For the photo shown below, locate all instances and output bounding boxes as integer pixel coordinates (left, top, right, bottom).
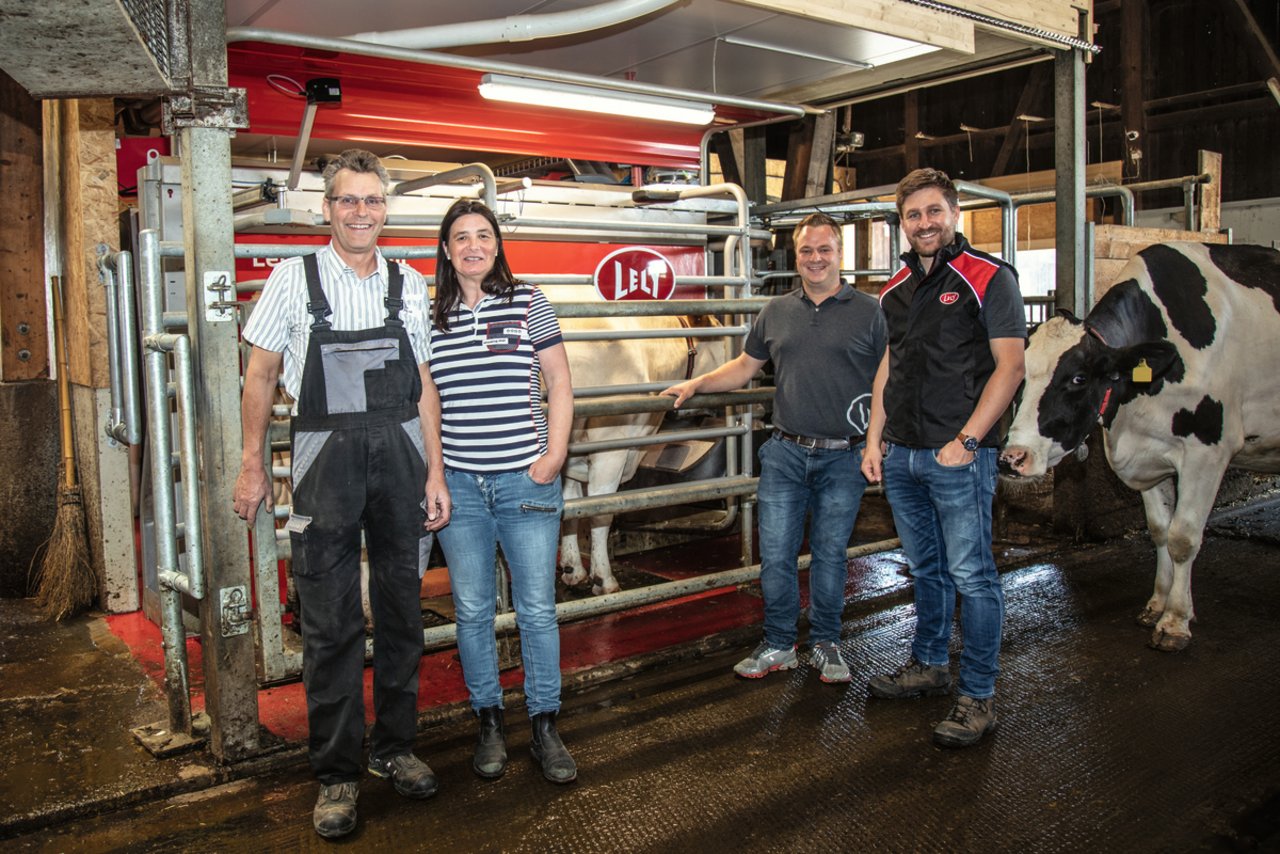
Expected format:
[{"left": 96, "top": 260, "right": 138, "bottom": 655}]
[
  {"left": 756, "top": 436, "right": 866, "bottom": 648},
  {"left": 882, "top": 442, "right": 1003, "bottom": 698},
  {"left": 438, "top": 468, "right": 564, "bottom": 716}
]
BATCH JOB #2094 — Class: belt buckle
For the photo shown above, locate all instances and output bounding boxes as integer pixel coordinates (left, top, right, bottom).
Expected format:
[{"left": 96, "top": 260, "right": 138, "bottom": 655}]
[{"left": 797, "top": 434, "right": 817, "bottom": 448}]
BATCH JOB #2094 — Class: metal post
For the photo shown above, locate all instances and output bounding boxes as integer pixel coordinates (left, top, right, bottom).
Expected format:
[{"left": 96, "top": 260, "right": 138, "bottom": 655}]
[
  {"left": 1054, "top": 46, "right": 1087, "bottom": 319},
  {"left": 181, "top": 0, "right": 260, "bottom": 761}
]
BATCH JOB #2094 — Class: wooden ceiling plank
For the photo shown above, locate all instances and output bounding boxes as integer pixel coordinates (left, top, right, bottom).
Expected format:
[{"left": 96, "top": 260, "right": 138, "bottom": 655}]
[{"left": 726, "top": 0, "right": 976, "bottom": 54}]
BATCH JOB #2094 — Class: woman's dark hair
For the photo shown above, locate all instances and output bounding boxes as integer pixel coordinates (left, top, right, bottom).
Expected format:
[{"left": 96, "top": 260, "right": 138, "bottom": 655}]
[{"left": 432, "top": 198, "right": 517, "bottom": 331}]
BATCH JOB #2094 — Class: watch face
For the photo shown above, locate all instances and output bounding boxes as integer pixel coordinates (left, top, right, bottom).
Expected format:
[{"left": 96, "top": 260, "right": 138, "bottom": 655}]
[{"left": 963, "top": 437, "right": 979, "bottom": 451}]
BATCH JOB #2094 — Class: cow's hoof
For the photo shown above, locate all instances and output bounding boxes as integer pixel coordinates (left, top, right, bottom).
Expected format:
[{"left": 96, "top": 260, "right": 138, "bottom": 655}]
[
  {"left": 591, "top": 578, "right": 621, "bottom": 596},
  {"left": 559, "top": 571, "right": 589, "bottom": 589},
  {"left": 1136, "top": 607, "right": 1162, "bottom": 628},
  {"left": 1148, "top": 629, "right": 1191, "bottom": 652}
]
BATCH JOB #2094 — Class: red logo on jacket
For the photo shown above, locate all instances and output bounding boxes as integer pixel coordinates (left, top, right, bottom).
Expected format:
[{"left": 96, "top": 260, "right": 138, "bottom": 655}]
[{"left": 939, "top": 292, "right": 959, "bottom": 305}]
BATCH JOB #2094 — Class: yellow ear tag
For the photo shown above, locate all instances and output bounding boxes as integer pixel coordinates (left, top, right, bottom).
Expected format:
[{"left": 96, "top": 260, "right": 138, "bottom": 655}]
[{"left": 1132, "top": 358, "right": 1153, "bottom": 383}]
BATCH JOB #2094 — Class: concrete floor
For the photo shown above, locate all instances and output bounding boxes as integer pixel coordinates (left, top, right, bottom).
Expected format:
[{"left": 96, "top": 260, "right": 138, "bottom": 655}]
[{"left": 5, "top": 503, "right": 1280, "bottom": 852}]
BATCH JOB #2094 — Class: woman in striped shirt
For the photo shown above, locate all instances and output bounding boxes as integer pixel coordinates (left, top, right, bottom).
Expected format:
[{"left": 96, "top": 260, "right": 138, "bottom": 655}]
[{"left": 429, "top": 199, "right": 576, "bottom": 784}]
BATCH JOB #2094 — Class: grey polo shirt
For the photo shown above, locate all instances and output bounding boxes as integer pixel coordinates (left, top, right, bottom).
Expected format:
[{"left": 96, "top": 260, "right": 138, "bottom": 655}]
[{"left": 744, "top": 282, "right": 887, "bottom": 440}]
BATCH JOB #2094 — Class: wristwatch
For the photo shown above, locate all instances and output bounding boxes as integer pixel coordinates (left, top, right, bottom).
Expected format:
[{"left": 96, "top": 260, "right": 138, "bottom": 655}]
[{"left": 956, "top": 432, "right": 980, "bottom": 452}]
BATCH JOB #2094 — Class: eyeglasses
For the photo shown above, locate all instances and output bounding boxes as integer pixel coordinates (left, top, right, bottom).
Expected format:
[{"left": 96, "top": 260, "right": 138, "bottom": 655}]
[{"left": 326, "top": 194, "right": 387, "bottom": 210}]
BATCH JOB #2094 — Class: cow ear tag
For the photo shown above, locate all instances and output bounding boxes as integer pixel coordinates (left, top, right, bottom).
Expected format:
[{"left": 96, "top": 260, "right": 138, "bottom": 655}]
[{"left": 1132, "top": 359, "right": 1153, "bottom": 383}]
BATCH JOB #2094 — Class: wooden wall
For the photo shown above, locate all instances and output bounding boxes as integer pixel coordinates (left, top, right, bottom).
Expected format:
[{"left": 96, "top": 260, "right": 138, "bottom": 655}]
[{"left": 0, "top": 67, "right": 48, "bottom": 381}]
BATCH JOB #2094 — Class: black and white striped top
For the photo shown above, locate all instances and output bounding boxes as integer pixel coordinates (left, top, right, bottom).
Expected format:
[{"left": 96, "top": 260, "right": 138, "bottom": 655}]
[{"left": 428, "top": 284, "right": 564, "bottom": 473}]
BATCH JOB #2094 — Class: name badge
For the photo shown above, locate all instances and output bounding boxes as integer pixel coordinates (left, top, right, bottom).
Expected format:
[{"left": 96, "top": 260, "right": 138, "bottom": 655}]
[{"left": 483, "top": 322, "right": 524, "bottom": 353}]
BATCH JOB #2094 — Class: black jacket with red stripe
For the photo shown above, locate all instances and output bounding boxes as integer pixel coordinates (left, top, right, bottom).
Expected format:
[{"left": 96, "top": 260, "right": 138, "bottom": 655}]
[{"left": 878, "top": 233, "right": 1024, "bottom": 449}]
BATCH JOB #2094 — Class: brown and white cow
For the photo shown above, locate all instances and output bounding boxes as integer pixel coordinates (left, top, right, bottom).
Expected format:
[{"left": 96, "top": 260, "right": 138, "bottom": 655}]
[
  {"left": 557, "top": 310, "right": 729, "bottom": 595},
  {"left": 1000, "top": 242, "right": 1280, "bottom": 650}
]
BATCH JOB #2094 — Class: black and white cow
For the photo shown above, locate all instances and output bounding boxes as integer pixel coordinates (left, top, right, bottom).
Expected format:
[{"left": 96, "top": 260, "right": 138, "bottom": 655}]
[{"left": 1000, "top": 242, "right": 1280, "bottom": 651}]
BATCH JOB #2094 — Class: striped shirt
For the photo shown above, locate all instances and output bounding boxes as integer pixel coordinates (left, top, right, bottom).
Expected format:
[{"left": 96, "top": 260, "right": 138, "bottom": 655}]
[
  {"left": 241, "top": 243, "right": 430, "bottom": 406},
  {"left": 429, "top": 284, "right": 564, "bottom": 473}
]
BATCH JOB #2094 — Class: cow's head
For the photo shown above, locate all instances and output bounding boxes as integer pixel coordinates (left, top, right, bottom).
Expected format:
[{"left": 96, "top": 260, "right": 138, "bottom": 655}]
[{"left": 999, "top": 313, "right": 1180, "bottom": 478}]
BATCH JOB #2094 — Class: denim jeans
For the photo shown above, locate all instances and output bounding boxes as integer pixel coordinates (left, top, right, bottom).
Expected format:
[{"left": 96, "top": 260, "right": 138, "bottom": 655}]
[
  {"left": 882, "top": 442, "right": 1003, "bottom": 698},
  {"left": 438, "top": 468, "right": 564, "bottom": 716},
  {"left": 756, "top": 436, "right": 866, "bottom": 649}
]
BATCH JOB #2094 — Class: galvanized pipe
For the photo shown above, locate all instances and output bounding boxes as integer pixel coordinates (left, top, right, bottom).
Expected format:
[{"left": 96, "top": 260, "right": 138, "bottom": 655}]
[
  {"left": 139, "top": 227, "right": 193, "bottom": 734},
  {"left": 114, "top": 250, "right": 143, "bottom": 445},
  {"left": 1010, "top": 184, "right": 1136, "bottom": 226},
  {"left": 351, "top": 0, "right": 678, "bottom": 50},
  {"left": 415, "top": 537, "right": 903, "bottom": 651},
  {"left": 147, "top": 332, "right": 205, "bottom": 601},
  {"left": 552, "top": 298, "right": 768, "bottom": 318},
  {"left": 99, "top": 248, "right": 144, "bottom": 444},
  {"left": 562, "top": 325, "right": 748, "bottom": 342},
  {"left": 98, "top": 250, "right": 126, "bottom": 444},
  {"left": 158, "top": 240, "right": 437, "bottom": 260},
  {"left": 955, "top": 180, "right": 1016, "bottom": 264},
  {"left": 393, "top": 162, "right": 498, "bottom": 210},
  {"left": 569, "top": 423, "right": 748, "bottom": 455},
  {"left": 572, "top": 388, "right": 772, "bottom": 418}
]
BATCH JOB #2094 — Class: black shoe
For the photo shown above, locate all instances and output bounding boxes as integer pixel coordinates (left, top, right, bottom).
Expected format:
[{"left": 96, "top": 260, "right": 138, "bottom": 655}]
[
  {"left": 529, "top": 712, "right": 577, "bottom": 784},
  {"left": 474, "top": 706, "right": 508, "bottom": 779},
  {"left": 313, "top": 781, "right": 358, "bottom": 839},
  {"left": 367, "top": 753, "right": 439, "bottom": 799}
]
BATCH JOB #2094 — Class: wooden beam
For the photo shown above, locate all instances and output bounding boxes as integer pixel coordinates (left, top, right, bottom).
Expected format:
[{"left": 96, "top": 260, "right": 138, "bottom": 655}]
[
  {"left": 904, "top": 90, "right": 920, "bottom": 173},
  {"left": 781, "top": 112, "right": 836, "bottom": 200},
  {"left": 740, "top": 126, "right": 769, "bottom": 206},
  {"left": 727, "top": 0, "right": 976, "bottom": 53},
  {"left": 1120, "top": 0, "right": 1147, "bottom": 182},
  {"left": 710, "top": 130, "right": 744, "bottom": 189},
  {"left": 0, "top": 67, "right": 48, "bottom": 381},
  {"left": 992, "top": 64, "right": 1051, "bottom": 176},
  {"left": 1197, "top": 149, "right": 1222, "bottom": 232}
]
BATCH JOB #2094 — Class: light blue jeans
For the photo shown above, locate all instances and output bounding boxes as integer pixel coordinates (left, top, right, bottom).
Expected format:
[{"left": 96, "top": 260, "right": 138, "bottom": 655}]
[
  {"left": 756, "top": 436, "right": 866, "bottom": 649},
  {"left": 882, "top": 442, "right": 1003, "bottom": 699},
  {"left": 438, "top": 468, "right": 564, "bottom": 716}
]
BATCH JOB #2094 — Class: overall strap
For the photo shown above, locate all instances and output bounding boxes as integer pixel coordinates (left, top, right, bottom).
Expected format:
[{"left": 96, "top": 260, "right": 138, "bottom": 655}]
[
  {"left": 302, "top": 254, "right": 332, "bottom": 331},
  {"left": 384, "top": 262, "right": 405, "bottom": 328}
]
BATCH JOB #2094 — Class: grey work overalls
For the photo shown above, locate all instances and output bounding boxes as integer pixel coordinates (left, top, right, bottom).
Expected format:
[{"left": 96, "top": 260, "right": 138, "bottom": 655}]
[{"left": 288, "top": 254, "right": 429, "bottom": 784}]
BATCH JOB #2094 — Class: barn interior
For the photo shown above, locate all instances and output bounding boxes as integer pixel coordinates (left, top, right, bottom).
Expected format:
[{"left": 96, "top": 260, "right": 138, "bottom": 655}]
[{"left": 1, "top": 0, "right": 1279, "bottom": 848}]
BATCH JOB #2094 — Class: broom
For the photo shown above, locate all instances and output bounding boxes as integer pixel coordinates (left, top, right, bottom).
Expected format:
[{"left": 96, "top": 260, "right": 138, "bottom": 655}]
[{"left": 32, "top": 275, "right": 95, "bottom": 620}]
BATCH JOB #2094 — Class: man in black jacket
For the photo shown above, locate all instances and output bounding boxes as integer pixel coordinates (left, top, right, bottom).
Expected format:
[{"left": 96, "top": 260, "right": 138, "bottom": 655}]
[{"left": 861, "top": 168, "right": 1025, "bottom": 748}]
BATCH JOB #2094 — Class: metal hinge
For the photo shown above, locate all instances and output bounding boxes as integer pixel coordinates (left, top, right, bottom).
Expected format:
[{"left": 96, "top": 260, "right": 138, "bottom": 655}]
[{"left": 163, "top": 86, "right": 250, "bottom": 134}]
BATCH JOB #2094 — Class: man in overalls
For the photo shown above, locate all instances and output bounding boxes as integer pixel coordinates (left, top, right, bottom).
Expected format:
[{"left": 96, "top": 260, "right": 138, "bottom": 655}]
[{"left": 234, "top": 149, "right": 450, "bottom": 839}]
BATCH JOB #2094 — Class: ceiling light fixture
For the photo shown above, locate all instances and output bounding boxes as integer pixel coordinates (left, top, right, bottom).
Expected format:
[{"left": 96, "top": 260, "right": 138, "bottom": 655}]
[
  {"left": 478, "top": 73, "right": 716, "bottom": 125},
  {"left": 718, "top": 36, "right": 874, "bottom": 70}
]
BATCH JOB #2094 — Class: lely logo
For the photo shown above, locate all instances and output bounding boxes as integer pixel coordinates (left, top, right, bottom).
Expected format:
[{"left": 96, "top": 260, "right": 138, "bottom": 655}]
[{"left": 939, "top": 292, "right": 959, "bottom": 305}]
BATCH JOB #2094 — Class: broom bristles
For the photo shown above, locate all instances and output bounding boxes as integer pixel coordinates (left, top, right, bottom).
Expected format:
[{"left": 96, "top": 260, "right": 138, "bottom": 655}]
[{"left": 31, "top": 486, "right": 96, "bottom": 621}]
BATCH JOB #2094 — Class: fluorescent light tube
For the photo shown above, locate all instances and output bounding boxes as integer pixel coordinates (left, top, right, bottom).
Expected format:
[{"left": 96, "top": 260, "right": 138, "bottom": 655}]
[{"left": 478, "top": 74, "right": 715, "bottom": 125}]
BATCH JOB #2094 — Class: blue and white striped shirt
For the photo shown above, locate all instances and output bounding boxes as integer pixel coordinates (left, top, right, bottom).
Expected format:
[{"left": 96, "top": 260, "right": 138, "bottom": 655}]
[
  {"left": 241, "top": 243, "right": 430, "bottom": 405},
  {"left": 429, "top": 284, "right": 564, "bottom": 473}
]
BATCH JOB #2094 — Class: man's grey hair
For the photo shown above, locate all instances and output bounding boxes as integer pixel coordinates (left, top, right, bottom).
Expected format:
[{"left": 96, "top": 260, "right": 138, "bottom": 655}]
[{"left": 321, "top": 149, "right": 390, "bottom": 195}]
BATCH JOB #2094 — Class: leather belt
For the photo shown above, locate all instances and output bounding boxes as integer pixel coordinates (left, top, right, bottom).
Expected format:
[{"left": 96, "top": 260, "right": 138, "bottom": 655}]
[{"left": 772, "top": 429, "right": 863, "bottom": 450}]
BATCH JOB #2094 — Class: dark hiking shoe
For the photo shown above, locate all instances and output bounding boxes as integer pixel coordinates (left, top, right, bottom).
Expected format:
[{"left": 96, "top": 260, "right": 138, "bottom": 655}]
[
  {"left": 367, "top": 753, "right": 439, "bottom": 799},
  {"left": 868, "top": 658, "right": 951, "bottom": 699},
  {"left": 313, "top": 781, "right": 358, "bottom": 839},
  {"left": 933, "top": 695, "right": 998, "bottom": 748}
]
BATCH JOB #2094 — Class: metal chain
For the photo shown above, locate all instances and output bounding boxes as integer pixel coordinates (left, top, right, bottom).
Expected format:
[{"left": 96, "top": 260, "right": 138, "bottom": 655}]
[{"left": 899, "top": 0, "right": 1102, "bottom": 53}]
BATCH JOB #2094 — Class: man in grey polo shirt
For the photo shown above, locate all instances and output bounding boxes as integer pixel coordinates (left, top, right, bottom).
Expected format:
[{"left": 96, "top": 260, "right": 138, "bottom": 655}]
[{"left": 663, "top": 212, "right": 886, "bottom": 682}]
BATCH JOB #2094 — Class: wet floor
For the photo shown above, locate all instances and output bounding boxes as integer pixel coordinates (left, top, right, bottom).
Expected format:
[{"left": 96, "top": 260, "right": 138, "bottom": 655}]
[{"left": 8, "top": 522, "right": 1280, "bottom": 852}]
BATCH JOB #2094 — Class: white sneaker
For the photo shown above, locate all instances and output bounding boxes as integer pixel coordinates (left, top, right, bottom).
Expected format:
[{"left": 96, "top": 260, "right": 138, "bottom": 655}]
[
  {"left": 809, "top": 641, "right": 852, "bottom": 683},
  {"left": 733, "top": 642, "right": 798, "bottom": 678}
]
